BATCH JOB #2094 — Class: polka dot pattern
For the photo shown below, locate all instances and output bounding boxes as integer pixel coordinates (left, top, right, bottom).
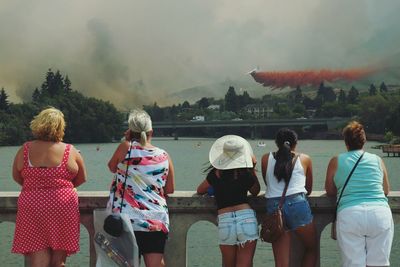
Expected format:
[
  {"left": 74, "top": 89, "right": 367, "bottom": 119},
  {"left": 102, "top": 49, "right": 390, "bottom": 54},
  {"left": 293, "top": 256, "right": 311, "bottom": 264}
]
[{"left": 12, "top": 142, "right": 80, "bottom": 256}]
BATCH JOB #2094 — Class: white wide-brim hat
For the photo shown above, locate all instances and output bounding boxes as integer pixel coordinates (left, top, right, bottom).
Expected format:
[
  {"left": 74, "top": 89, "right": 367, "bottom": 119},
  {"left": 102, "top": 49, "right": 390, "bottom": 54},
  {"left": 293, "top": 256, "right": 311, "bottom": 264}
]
[{"left": 209, "top": 135, "right": 254, "bottom": 170}]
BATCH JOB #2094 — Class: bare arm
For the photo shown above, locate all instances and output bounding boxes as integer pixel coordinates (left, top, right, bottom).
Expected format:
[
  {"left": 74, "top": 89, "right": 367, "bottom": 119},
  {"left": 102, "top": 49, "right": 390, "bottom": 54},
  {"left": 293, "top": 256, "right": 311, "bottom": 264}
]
[
  {"left": 72, "top": 146, "right": 87, "bottom": 188},
  {"left": 197, "top": 179, "right": 210, "bottom": 195},
  {"left": 301, "top": 154, "right": 313, "bottom": 195},
  {"left": 325, "top": 156, "right": 338, "bottom": 196},
  {"left": 381, "top": 158, "right": 390, "bottom": 196},
  {"left": 249, "top": 155, "right": 260, "bottom": 196},
  {"left": 108, "top": 141, "right": 129, "bottom": 173},
  {"left": 261, "top": 153, "right": 269, "bottom": 184},
  {"left": 12, "top": 147, "right": 24, "bottom": 186},
  {"left": 249, "top": 174, "right": 261, "bottom": 196},
  {"left": 164, "top": 155, "right": 175, "bottom": 195}
]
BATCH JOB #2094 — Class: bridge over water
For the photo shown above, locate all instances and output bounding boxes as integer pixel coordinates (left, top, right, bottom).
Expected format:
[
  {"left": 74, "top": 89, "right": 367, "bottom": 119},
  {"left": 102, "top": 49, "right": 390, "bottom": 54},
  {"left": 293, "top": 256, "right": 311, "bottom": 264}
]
[
  {"left": 136, "top": 118, "right": 350, "bottom": 139},
  {"left": 151, "top": 118, "right": 349, "bottom": 129}
]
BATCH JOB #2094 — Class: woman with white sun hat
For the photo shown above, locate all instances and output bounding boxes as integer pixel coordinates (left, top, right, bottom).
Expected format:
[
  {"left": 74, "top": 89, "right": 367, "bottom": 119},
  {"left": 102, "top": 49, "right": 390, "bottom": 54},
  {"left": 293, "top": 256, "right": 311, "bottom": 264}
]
[{"left": 197, "top": 135, "right": 260, "bottom": 267}]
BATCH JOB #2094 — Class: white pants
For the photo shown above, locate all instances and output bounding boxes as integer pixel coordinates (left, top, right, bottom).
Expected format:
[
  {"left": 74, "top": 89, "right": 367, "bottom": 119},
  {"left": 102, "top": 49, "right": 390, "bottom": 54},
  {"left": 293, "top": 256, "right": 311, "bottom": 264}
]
[{"left": 337, "top": 204, "right": 394, "bottom": 267}]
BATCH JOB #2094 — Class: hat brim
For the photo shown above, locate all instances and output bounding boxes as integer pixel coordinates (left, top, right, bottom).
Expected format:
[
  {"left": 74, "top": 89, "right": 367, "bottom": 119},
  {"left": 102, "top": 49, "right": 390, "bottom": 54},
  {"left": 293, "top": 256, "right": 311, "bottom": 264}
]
[{"left": 209, "top": 135, "right": 254, "bottom": 170}]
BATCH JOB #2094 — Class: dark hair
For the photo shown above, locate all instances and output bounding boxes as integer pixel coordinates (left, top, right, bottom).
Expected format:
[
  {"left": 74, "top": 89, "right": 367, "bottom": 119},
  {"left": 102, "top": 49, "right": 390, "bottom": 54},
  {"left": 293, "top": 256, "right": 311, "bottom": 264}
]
[
  {"left": 218, "top": 168, "right": 254, "bottom": 180},
  {"left": 342, "top": 121, "right": 366, "bottom": 150},
  {"left": 204, "top": 164, "right": 254, "bottom": 180},
  {"left": 274, "top": 128, "right": 298, "bottom": 184}
]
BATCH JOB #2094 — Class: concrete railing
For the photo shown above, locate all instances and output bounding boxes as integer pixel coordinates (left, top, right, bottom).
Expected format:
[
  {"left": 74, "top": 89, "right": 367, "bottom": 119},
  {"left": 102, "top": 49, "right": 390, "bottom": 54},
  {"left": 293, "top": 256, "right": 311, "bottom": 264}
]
[{"left": 1, "top": 191, "right": 399, "bottom": 267}]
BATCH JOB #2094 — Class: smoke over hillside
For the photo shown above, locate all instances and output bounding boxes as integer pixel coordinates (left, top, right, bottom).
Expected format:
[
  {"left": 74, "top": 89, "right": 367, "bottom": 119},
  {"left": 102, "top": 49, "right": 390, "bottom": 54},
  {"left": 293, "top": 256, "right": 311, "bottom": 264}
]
[{"left": 0, "top": 1, "right": 400, "bottom": 107}]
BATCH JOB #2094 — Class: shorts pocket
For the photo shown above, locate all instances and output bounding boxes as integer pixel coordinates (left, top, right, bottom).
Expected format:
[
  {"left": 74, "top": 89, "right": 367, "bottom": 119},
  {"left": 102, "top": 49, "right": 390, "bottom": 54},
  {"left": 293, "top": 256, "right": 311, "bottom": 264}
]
[
  {"left": 218, "top": 223, "right": 232, "bottom": 242},
  {"left": 284, "top": 200, "right": 313, "bottom": 229},
  {"left": 241, "top": 218, "right": 258, "bottom": 237},
  {"left": 371, "top": 207, "right": 392, "bottom": 231},
  {"left": 286, "top": 200, "right": 311, "bottom": 217},
  {"left": 266, "top": 200, "right": 279, "bottom": 214}
]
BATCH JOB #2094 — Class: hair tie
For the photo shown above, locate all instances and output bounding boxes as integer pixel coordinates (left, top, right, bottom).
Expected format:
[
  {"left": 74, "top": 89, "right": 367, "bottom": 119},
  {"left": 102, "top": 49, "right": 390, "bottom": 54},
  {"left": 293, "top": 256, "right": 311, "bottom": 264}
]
[
  {"left": 284, "top": 141, "right": 291, "bottom": 146},
  {"left": 140, "top": 131, "right": 147, "bottom": 146}
]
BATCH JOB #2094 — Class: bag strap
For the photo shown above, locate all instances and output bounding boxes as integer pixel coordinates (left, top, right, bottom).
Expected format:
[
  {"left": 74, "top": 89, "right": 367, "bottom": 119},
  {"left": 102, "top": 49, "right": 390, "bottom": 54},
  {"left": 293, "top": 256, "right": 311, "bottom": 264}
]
[
  {"left": 278, "top": 154, "right": 299, "bottom": 209},
  {"left": 333, "top": 151, "right": 365, "bottom": 216},
  {"left": 110, "top": 141, "right": 133, "bottom": 213}
]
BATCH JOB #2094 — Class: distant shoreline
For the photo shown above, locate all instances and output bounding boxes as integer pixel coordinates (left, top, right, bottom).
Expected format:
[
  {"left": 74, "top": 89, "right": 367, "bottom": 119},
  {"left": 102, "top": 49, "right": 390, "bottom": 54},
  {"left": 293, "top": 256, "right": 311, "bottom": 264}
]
[{"left": 151, "top": 131, "right": 386, "bottom": 142}]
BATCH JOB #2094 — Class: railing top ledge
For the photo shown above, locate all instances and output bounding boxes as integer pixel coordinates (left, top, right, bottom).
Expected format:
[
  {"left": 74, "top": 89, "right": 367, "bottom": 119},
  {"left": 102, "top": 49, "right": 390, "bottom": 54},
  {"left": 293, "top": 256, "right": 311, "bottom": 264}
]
[
  {"left": 1, "top": 191, "right": 399, "bottom": 213},
  {"left": 2, "top": 190, "right": 399, "bottom": 197}
]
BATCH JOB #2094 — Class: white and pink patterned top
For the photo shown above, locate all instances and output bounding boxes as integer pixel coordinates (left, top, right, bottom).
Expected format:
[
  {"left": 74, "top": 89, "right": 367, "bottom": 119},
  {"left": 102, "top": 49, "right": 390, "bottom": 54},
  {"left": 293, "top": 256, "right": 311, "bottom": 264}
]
[{"left": 109, "top": 141, "right": 170, "bottom": 233}]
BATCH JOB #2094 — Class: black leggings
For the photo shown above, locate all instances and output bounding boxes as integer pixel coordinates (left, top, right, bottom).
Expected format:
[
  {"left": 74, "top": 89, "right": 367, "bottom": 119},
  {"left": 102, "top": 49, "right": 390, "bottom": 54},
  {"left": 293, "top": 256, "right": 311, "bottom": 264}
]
[{"left": 134, "top": 231, "right": 168, "bottom": 255}]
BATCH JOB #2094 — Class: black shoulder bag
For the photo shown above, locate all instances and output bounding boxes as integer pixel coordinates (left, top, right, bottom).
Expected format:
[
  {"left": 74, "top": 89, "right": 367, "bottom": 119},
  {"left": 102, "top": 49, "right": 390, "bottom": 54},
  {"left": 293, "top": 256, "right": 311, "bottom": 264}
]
[
  {"left": 260, "top": 154, "right": 299, "bottom": 243},
  {"left": 104, "top": 141, "right": 133, "bottom": 237},
  {"left": 331, "top": 151, "right": 364, "bottom": 240}
]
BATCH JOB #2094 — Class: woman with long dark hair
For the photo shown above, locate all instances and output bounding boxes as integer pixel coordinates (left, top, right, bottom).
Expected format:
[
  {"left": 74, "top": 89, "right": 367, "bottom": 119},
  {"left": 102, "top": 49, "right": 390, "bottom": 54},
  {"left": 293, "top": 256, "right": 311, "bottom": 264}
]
[{"left": 261, "top": 128, "right": 317, "bottom": 267}]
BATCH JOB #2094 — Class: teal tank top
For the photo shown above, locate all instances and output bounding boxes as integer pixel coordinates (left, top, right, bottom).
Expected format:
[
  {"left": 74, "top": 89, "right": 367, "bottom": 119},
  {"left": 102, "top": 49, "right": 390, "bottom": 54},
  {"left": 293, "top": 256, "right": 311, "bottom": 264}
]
[{"left": 334, "top": 150, "right": 388, "bottom": 212}]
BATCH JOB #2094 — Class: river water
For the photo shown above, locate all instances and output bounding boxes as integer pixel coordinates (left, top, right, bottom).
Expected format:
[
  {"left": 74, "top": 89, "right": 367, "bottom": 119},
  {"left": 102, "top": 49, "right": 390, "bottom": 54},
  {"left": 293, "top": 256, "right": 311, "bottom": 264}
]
[{"left": 0, "top": 139, "right": 398, "bottom": 266}]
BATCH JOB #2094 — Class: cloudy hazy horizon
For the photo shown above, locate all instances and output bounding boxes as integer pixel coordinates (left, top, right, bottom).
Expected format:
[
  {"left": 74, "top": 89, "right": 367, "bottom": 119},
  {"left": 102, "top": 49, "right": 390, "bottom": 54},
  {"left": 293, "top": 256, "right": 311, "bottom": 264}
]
[{"left": 1, "top": 0, "right": 400, "bottom": 108}]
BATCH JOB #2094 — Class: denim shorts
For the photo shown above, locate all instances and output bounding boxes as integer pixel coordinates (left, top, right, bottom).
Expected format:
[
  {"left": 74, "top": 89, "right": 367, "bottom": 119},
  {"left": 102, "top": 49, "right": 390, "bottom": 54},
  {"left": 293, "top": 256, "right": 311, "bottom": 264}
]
[
  {"left": 266, "top": 193, "right": 313, "bottom": 231},
  {"left": 217, "top": 209, "right": 259, "bottom": 246}
]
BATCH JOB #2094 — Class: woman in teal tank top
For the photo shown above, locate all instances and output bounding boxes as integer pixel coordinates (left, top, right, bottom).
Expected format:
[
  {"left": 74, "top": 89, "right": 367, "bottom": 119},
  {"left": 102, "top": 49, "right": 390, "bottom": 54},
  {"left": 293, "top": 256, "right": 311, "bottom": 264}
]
[{"left": 325, "top": 121, "right": 394, "bottom": 267}]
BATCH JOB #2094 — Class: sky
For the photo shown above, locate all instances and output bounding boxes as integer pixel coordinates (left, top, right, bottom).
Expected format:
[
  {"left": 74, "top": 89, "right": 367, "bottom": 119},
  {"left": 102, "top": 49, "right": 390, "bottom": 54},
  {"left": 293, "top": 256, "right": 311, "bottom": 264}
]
[{"left": 1, "top": 0, "right": 399, "bottom": 108}]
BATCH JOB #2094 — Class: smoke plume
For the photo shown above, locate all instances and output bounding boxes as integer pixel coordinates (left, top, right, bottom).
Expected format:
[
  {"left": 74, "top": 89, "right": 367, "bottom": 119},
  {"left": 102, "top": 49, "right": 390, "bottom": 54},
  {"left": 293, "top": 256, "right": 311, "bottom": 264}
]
[{"left": 0, "top": 0, "right": 399, "bottom": 106}]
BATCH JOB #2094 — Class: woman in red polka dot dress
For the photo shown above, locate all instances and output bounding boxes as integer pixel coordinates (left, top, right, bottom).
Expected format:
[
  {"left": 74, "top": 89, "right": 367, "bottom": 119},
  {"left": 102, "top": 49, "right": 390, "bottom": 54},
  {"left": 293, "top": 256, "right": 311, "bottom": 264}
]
[{"left": 11, "top": 107, "right": 87, "bottom": 267}]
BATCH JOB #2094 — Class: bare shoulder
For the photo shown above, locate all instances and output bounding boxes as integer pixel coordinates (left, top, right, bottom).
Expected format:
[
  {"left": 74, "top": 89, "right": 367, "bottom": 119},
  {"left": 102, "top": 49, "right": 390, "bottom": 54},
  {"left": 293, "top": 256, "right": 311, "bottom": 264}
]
[
  {"left": 68, "top": 144, "right": 80, "bottom": 158},
  {"left": 113, "top": 140, "right": 131, "bottom": 159},
  {"left": 261, "top": 152, "right": 270, "bottom": 162},
  {"left": 298, "top": 153, "right": 311, "bottom": 160},
  {"left": 13, "top": 145, "right": 24, "bottom": 165},
  {"left": 328, "top": 156, "right": 338, "bottom": 164},
  {"left": 118, "top": 140, "right": 131, "bottom": 152},
  {"left": 16, "top": 145, "right": 24, "bottom": 155}
]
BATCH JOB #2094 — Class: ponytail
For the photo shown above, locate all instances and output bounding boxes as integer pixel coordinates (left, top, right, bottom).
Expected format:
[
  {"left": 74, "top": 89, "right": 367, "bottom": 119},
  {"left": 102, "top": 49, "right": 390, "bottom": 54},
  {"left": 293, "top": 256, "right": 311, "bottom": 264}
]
[
  {"left": 273, "top": 128, "right": 298, "bottom": 184},
  {"left": 274, "top": 141, "right": 293, "bottom": 184}
]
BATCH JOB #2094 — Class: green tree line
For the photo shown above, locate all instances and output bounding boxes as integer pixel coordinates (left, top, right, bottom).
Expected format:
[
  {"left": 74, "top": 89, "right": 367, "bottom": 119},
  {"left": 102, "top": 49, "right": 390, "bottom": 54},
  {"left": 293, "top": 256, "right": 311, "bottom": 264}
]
[
  {"left": 0, "top": 69, "right": 124, "bottom": 145},
  {"left": 1, "top": 69, "right": 400, "bottom": 145},
  {"left": 143, "top": 82, "right": 400, "bottom": 138}
]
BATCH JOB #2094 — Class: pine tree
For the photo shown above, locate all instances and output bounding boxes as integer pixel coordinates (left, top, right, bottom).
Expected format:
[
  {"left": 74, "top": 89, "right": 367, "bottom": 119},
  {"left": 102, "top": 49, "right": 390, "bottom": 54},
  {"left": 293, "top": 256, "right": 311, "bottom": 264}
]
[
  {"left": 294, "top": 85, "right": 303, "bottom": 104},
  {"left": 41, "top": 68, "right": 55, "bottom": 95},
  {"left": 197, "top": 97, "right": 209, "bottom": 109},
  {"left": 182, "top": 101, "right": 190, "bottom": 109},
  {"left": 52, "top": 70, "right": 64, "bottom": 95},
  {"left": 338, "top": 89, "right": 346, "bottom": 104},
  {"left": 317, "top": 82, "right": 325, "bottom": 97},
  {"left": 369, "top": 83, "right": 377, "bottom": 96},
  {"left": 0, "top": 88, "right": 9, "bottom": 110},
  {"left": 32, "top": 87, "right": 41, "bottom": 102},
  {"left": 327, "top": 87, "right": 337, "bottom": 102},
  {"left": 379, "top": 82, "right": 388, "bottom": 93},
  {"left": 348, "top": 86, "right": 359, "bottom": 104},
  {"left": 64, "top": 75, "right": 72, "bottom": 92},
  {"left": 225, "top": 86, "right": 238, "bottom": 112},
  {"left": 238, "top": 91, "right": 253, "bottom": 109}
]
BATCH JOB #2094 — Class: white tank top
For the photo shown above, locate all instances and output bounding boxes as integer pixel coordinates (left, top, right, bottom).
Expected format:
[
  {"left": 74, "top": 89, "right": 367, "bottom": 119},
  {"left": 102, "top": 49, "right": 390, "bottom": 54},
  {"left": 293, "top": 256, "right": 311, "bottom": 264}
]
[{"left": 265, "top": 152, "right": 307, "bottom": 198}]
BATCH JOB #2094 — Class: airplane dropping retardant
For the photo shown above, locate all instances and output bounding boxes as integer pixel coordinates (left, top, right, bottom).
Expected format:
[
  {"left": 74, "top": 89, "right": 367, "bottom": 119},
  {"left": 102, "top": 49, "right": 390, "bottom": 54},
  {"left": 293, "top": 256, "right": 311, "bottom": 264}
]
[{"left": 249, "top": 67, "right": 375, "bottom": 89}]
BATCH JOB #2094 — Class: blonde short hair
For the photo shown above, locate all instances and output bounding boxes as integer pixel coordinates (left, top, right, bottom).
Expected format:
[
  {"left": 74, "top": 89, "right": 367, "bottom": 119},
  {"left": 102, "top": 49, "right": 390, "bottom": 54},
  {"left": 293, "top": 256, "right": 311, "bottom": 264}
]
[
  {"left": 30, "top": 107, "right": 65, "bottom": 142},
  {"left": 128, "top": 109, "right": 152, "bottom": 146}
]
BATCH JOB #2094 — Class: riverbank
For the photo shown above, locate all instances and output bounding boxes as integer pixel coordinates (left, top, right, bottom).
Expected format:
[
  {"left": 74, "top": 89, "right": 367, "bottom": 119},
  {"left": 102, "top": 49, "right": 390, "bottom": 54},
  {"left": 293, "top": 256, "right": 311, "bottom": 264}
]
[{"left": 302, "top": 130, "right": 385, "bottom": 141}]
